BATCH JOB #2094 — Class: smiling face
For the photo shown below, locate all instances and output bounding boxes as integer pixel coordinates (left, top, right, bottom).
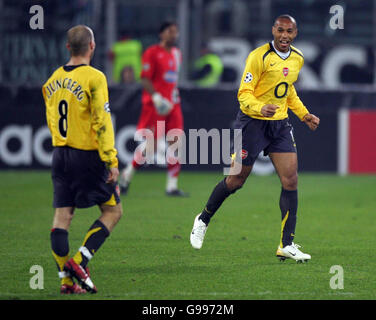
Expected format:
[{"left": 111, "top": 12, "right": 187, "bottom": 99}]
[{"left": 272, "top": 17, "right": 298, "bottom": 52}]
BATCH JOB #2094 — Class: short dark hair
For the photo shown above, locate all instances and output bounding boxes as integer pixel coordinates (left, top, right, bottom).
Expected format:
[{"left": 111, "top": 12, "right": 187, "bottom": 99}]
[
  {"left": 159, "top": 21, "right": 177, "bottom": 34},
  {"left": 67, "top": 25, "right": 93, "bottom": 56},
  {"left": 274, "top": 14, "right": 297, "bottom": 28}
]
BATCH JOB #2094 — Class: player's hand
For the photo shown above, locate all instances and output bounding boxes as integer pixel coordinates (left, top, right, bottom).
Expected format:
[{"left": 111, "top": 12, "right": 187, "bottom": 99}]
[
  {"left": 261, "top": 104, "right": 279, "bottom": 117},
  {"left": 303, "top": 113, "right": 320, "bottom": 131},
  {"left": 106, "top": 167, "right": 119, "bottom": 184},
  {"left": 152, "top": 92, "right": 173, "bottom": 115}
]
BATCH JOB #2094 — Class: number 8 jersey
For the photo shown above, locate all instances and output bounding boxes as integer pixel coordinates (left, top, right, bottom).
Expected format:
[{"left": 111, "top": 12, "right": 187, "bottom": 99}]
[
  {"left": 42, "top": 64, "right": 118, "bottom": 168},
  {"left": 238, "top": 42, "right": 309, "bottom": 121}
]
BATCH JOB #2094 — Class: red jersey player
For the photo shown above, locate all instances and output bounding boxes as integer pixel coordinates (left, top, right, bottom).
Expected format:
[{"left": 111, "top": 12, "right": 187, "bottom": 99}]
[{"left": 119, "top": 22, "right": 188, "bottom": 197}]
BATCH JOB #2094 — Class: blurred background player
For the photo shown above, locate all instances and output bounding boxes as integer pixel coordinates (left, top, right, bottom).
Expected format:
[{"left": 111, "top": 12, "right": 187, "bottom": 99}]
[
  {"left": 119, "top": 21, "right": 188, "bottom": 197},
  {"left": 190, "top": 15, "right": 320, "bottom": 263},
  {"left": 42, "top": 25, "right": 123, "bottom": 294}
]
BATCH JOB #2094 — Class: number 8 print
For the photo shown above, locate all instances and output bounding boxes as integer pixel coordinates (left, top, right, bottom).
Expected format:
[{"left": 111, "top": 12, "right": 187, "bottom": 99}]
[{"left": 58, "top": 100, "right": 68, "bottom": 138}]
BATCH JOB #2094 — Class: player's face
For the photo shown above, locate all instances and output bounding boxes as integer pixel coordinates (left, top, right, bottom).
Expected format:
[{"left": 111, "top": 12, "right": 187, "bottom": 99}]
[
  {"left": 272, "top": 19, "right": 297, "bottom": 52},
  {"left": 161, "top": 25, "right": 179, "bottom": 46}
]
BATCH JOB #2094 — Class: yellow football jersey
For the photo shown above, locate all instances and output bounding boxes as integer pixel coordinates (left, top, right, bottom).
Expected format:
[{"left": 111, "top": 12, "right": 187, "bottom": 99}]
[
  {"left": 238, "top": 42, "right": 309, "bottom": 121},
  {"left": 42, "top": 64, "right": 118, "bottom": 168}
]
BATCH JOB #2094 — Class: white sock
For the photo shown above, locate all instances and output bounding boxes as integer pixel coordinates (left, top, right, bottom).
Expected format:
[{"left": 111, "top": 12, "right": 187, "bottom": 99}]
[
  {"left": 166, "top": 176, "right": 178, "bottom": 192},
  {"left": 121, "top": 163, "right": 135, "bottom": 186}
]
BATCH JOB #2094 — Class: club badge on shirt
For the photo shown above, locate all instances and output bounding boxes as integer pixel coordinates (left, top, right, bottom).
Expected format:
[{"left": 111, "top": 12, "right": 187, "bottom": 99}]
[{"left": 241, "top": 149, "right": 248, "bottom": 159}]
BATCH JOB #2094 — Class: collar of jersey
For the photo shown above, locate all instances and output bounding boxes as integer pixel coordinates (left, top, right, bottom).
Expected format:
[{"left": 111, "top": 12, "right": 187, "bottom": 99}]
[
  {"left": 270, "top": 41, "right": 291, "bottom": 60},
  {"left": 63, "top": 64, "right": 87, "bottom": 72}
]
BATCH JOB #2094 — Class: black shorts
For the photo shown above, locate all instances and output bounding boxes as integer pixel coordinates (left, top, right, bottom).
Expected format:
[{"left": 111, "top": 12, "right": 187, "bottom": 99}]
[
  {"left": 233, "top": 111, "right": 297, "bottom": 166},
  {"left": 51, "top": 146, "right": 120, "bottom": 209}
]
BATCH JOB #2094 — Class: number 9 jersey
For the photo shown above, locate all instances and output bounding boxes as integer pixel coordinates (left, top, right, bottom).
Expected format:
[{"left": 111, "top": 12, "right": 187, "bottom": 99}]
[
  {"left": 42, "top": 64, "right": 118, "bottom": 168},
  {"left": 238, "top": 42, "right": 309, "bottom": 121}
]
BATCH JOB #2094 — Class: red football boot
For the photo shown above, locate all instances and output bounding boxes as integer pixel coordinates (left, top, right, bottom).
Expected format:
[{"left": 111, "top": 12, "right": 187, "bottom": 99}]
[
  {"left": 60, "top": 283, "right": 87, "bottom": 294},
  {"left": 64, "top": 258, "right": 97, "bottom": 293}
]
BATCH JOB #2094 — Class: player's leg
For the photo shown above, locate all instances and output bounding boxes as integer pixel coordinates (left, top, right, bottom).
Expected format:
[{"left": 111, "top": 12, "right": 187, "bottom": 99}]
[
  {"left": 165, "top": 105, "right": 188, "bottom": 196},
  {"left": 194, "top": 114, "right": 262, "bottom": 227},
  {"left": 50, "top": 207, "right": 79, "bottom": 291},
  {"left": 165, "top": 136, "right": 189, "bottom": 196},
  {"left": 66, "top": 201, "right": 122, "bottom": 293},
  {"left": 190, "top": 113, "right": 265, "bottom": 249},
  {"left": 50, "top": 147, "right": 85, "bottom": 293},
  {"left": 270, "top": 152, "right": 310, "bottom": 262},
  {"left": 190, "top": 162, "right": 253, "bottom": 249},
  {"left": 119, "top": 104, "right": 155, "bottom": 194},
  {"left": 64, "top": 149, "right": 122, "bottom": 292},
  {"left": 51, "top": 207, "right": 74, "bottom": 265},
  {"left": 200, "top": 162, "right": 253, "bottom": 225},
  {"left": 266, "top": 121, "right": 298, "bottom": 251},
  {"left": 71, "top": 202, "right": 122, "bottom": 269},
  {"left": 269, "top": 152, "right": 298, "bottom": 248}
]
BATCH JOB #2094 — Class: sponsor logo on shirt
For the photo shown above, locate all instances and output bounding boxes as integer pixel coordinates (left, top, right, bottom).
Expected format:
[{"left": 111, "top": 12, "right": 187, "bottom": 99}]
[{"left": 164, "top": 70, "right": 178, "bottom": 83}]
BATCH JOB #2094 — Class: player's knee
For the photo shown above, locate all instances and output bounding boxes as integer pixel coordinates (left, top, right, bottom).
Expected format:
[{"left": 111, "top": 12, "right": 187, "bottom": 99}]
[
  {"left": 100, "top": 203, "right": 123, "bottom": 225},
  {"left": 281, "top": 173, "right": 298, "bottom": 190},
  {"left": 226, "top": 175, "right": 247, "bottom": 193},
  {"left": 113, "top": 204, "right": 123, "bottom": 222},
  {"left": 52, "top": 208, "right": 74, "bottom": 230}
]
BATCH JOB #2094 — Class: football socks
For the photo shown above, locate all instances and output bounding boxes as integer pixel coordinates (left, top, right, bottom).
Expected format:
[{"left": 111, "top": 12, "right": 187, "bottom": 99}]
[
  {"left": 72, "top": 220, "right": 110, "bottom": 268},
  {"left": 199, "top": 178, "right": 232, "bottom": 225},
  {"left": 279, "top": 188, "right": 298, "bottom": 248},
  {"left": 50, "top": 228, "right": 73, "bottom": 286}
]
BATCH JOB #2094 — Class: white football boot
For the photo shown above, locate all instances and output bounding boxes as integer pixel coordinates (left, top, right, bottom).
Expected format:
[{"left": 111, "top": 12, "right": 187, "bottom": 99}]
[
  {"left": 276, "top": 242, "right": 311, "bottom": 263},
  {"left": 190, "top": 214, "right": 208, "bottom": 249}
]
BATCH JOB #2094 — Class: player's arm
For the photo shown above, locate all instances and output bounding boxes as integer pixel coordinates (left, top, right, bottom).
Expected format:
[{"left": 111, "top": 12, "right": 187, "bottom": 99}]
[
  {"left": 287, "top": 84, "right": 320, "bottom": 130},
  {"left": 141, "top": 78, "right": 155, "bottom": 95},
  {"left": 141, "top": 48, "right": 172, "bottom": 115},
  {"left": 140, "top": 48, "right": 157, "bottom": 95},
  {"left": 90, "top": 73, "right": 119, "bottom": 174},
  {"left": 238, "top": 51, "right": 271, "bottom": 117}
]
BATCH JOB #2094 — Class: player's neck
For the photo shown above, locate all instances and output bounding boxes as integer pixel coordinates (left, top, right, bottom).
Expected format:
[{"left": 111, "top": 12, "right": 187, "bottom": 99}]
[
  {"left": 66, "top": 56, "right": 90, "bottom": 66},
  {"left": 159, "top": 41, "right": 173, "bottom": 52},
  {"left": 271, "top": 41, "right": 290, "bottom": 58}
]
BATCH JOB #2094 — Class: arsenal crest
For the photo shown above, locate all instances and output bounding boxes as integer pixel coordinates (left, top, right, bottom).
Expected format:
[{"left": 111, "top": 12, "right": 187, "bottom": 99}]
[
  {"left": 241, "top": 149, "right": 248, "bottom": 160},
  {"left": 283, "top": 67, "right": 289, "bottom": 77}
]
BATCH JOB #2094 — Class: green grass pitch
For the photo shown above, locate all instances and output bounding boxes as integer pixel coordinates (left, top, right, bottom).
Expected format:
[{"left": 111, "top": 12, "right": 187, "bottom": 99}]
[{"left": 0, "top": 170, "right": 375, "bottom": 300}]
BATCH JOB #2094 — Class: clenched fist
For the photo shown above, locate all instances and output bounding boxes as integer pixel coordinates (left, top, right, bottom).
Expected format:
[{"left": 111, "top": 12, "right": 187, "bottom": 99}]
[
  {"left": 261, "top": 104, "right": 279, "bottom": 117},
  {"left": 303, "top": 113, "right": 320, "bottom": 131}
]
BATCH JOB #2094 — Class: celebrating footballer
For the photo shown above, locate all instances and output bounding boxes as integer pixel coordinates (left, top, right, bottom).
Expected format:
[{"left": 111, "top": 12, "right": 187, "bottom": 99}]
[{"left": 190, "top": 15, "right": 320, "bottom": 263}]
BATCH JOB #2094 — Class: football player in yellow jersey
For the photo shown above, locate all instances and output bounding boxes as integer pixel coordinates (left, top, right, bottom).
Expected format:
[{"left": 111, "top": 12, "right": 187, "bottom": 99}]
[
  {"left": 42, "top": 25, "right": 123, "bottom": 294},
  {"left": 190, "top": 15, "right": 320, "bottom": 263}
]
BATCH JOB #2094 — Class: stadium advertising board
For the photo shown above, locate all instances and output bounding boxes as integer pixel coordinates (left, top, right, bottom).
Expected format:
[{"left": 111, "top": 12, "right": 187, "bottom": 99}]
[{"left": 1, "top": 86, "right": 372, "bottom": 173}]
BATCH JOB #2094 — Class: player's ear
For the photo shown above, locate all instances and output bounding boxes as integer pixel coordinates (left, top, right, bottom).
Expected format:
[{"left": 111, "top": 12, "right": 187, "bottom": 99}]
[
  {"left": 271, "top": 25, "right": 276, "bottom": 37},
  {"left": 293, "top": 27, "right": 298, "bottom": 38},
  {"left": 90, "top": 40, "right": 95, "bottom": 51}
]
